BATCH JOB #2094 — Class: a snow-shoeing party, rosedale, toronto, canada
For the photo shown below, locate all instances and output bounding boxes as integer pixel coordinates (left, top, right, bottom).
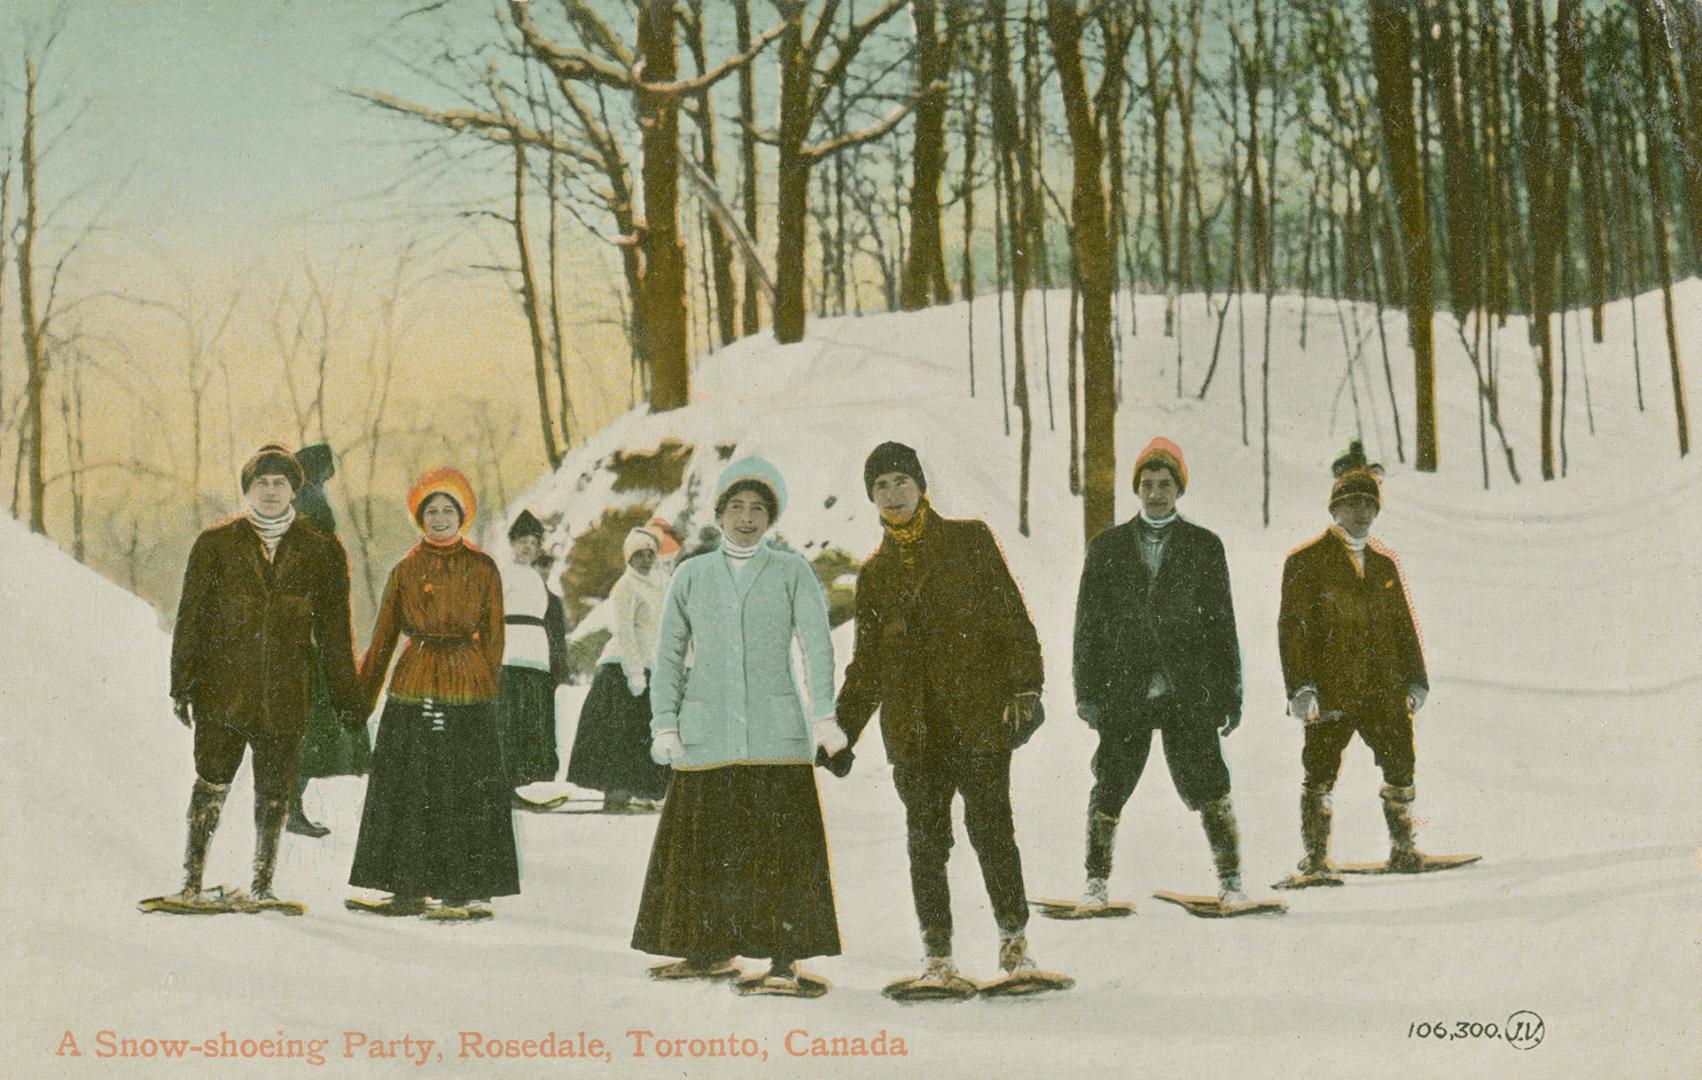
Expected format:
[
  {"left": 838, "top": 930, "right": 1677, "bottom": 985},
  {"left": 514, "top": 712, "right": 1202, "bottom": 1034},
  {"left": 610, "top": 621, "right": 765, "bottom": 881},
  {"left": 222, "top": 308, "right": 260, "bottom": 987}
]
[{"left": 1, "top": 2, "right": 1698, "bottom": 1079}]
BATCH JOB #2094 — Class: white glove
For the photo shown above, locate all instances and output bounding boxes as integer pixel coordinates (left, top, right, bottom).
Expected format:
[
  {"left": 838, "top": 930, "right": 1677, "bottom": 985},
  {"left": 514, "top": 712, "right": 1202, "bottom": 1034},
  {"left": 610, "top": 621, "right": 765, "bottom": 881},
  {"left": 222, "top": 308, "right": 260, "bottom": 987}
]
[
  {"left": 1407, "top": 684, "right": 1428, "bottom": 714},
  {"left": 628, "top": 671, "right": 648, "bottom": 697},
  {"left": 813, "top": 717, "right": 849, "bottom": 756},
  {"left": 1289, "top": 688, "right": 1320, "bottom": 724},
  {"left": 650, "top": 730, "right": 685, "bottom": 765}
]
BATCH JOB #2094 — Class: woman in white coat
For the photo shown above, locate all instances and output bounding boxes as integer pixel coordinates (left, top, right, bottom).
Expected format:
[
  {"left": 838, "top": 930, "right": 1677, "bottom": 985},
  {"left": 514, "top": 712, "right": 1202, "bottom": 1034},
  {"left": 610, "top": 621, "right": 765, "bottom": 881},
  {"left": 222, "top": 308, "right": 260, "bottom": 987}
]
[
  {"left": 630, "top": 457, "right": 848, "bottom": 996},
  {"left": 565, "top": 525, "right": 672, "bottom": 810}
]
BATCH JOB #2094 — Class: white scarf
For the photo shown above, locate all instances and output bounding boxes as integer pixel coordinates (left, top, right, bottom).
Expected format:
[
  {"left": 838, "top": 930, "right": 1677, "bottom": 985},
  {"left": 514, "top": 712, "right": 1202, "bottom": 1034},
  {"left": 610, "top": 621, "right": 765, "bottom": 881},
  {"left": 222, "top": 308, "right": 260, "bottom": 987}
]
[
  {"left": 722, "top": 536, "right": 761, "bottom": 562},
  {"left": 1138, "top": 509, "right": 1178, "bottom": 529},
  {"left": 246, "top": 505, "right": 296, "bottom": 560},
  {"left": 1330, "top": 523, "right": 1367, "bottom": 573}
]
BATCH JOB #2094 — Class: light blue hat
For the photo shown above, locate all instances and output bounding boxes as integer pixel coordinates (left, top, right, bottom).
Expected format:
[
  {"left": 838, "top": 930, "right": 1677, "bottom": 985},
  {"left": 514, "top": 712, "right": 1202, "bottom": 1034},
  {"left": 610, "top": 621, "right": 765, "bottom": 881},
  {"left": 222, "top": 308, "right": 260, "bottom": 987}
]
[{"left": 714, "top": 456, "right": 788, "bottom": 519}]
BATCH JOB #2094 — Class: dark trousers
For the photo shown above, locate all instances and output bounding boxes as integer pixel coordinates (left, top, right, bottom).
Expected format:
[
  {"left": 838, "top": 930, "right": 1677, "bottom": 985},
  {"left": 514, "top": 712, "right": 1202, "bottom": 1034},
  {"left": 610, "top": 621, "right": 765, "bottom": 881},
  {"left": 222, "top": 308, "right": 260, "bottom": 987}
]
[
  {"left": 891, "top": 748, "right": 1028, "bottom": 957},
  {"left": 1089, "top": 698, "right": 1232, "bottom": 821},
  {"left": 194, "top": 717, "right": 302, "bottom": 801},
  {"left": 1302, "top": 707, "right": 1416, "bottom": 789}
]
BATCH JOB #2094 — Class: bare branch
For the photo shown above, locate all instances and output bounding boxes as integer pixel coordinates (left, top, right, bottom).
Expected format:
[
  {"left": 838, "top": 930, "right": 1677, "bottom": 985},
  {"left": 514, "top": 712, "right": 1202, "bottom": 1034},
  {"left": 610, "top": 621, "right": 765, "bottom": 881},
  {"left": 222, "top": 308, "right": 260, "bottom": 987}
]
[
  {"left": 803, "top": 81, "right": 940, "bottom": 162},
  {"left": 638, "top": 17, "right": 788, "bottom": 94}
]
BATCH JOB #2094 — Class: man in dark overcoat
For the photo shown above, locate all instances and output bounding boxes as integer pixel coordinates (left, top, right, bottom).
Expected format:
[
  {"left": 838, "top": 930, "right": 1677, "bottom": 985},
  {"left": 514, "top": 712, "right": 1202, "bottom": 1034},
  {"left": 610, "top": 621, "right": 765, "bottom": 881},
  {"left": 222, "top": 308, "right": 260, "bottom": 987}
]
[
  {"left": 1278, "top": 440, "right": 1430, "bottom": 880},
  {"left": 167, "top": 444, "right": 363, "bottom": 904},
  {"left": 1072, "top": 437, "right": 1247, "bottom": 905},
  {"left": 830, "top": 441, "right": 1059, "bottom": 990}
]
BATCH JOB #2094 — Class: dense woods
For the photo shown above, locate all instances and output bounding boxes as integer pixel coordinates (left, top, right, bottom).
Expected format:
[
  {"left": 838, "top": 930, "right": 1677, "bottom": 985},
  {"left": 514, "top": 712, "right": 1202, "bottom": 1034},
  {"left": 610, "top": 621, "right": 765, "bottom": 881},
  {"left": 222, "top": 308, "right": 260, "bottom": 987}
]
[{"left": 4, "top": 0, "right": 1698, "bottom": 581}]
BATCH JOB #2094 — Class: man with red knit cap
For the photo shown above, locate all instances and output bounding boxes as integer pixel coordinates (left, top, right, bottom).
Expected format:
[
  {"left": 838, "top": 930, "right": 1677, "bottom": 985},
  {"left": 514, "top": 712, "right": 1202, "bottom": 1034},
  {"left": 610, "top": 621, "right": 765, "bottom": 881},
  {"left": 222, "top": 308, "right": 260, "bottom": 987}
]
[{"left": 1069, "top": 437, "right": 1251, "bottom": 911}]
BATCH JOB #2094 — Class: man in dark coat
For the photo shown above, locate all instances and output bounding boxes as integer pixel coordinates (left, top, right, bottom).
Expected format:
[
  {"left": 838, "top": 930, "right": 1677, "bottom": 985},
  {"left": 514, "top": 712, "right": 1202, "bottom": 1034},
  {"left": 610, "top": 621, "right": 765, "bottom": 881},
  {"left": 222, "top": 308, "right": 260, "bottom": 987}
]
[
  {"left": 1278, "top": 440, "right": 1430, "bottom": 881},
  {"left": 1072, "top": 437, "right": 1247, "bottom": 905},
  {"left": 286, "top": 442, "right": 371, "bottom": 838},
  {"left": 831, "top": 441, "right": 1062, "bottom": 992},
  {"left": 167, "top": 444, "right": 364, "bottom": 905}
]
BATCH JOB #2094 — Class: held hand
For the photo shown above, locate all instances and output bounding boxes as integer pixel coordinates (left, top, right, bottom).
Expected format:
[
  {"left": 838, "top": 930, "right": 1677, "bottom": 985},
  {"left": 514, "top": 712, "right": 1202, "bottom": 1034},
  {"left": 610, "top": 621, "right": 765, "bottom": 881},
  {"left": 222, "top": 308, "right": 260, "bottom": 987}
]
[
  {"left": 628, "top": 672, "right": 648, "bottom": 698},
  {"left": 172, "top": 695, "right": 192, "bottom": 728},
  {"left": 338, "top": 707, "right": 368, "bottom": 732},
  {"left": 1289, "top": 689, "right": 1320, "bottom": 725},
  {"left": 816, "top": 745, "right": 855, "bottom": 778},
  {"left": 1407, "top": 684, "right": 1428, "bottom": 714},
  {"left": 1219, "top": 712, "right": 1242, "bottom": 736},
  {"left": 812, "top": 718, "right": 849, "bottom": 757},
  {"left": 650, "top": 730, "right": 685, "bottom": 765}
]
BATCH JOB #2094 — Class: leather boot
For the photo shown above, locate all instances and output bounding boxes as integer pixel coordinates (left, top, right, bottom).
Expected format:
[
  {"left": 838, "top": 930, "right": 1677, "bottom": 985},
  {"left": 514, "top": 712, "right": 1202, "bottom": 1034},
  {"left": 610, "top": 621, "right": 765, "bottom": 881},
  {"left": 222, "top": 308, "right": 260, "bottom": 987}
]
[
  {"left": 1199, "top": 795, "right": 1244, "bottom": 899},
  {"left": 1299, "top": 782, "right": 1338, "bottom": 875},
  {"left": 287, "top": 776, "right": 329, "bottom": 838},
  {"left": 1380, "top": 783, "right": 1422, "bottom": 871},
  {"left": 181, "top": 779, "right": 228, "bottom": 900},
  {"left": 252, "top": 795, "right": 290, "bottom": 900},
  {"left": 1084, "top": 809, "right": 1119, "bottom": 882}
]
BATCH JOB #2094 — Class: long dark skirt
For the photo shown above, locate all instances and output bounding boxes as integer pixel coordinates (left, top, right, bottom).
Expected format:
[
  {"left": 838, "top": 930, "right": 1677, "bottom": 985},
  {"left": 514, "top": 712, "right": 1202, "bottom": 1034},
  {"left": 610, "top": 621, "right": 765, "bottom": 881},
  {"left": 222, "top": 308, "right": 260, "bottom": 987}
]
[
  {"left": 631, "top": 763, "right": 841, "bottom": 962},
  {"left": 565, "top": 663, "right": 671, "bottom": 799},
  {"left": 296, "top": 645, "right": 371, "bottom": 778},
  {"left": 349, "top": 698, "right": 520, "bottom": 900},
  {"left": 498, "top": 666, "right": 559, "bottom": 786}
]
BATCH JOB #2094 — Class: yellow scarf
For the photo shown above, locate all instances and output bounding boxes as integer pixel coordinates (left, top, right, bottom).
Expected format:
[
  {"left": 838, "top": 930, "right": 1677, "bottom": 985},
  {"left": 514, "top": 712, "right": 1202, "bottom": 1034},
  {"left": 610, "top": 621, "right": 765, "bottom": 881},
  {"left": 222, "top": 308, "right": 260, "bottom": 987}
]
[{"left": 882, "top": 495, "right": 932, "bottom": 547}]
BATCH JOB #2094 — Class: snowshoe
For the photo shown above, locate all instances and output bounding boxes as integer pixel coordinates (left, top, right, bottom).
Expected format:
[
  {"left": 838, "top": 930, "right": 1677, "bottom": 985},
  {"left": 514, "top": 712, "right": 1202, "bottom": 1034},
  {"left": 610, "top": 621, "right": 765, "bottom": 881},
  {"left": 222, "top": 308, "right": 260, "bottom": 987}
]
[
  {"left": 344, "top": 895, "right": 429, "bottom": 917},
  {"left": 1272, "top": 869, "right": 1345, "bottom": 890},
  {"left": 513, "top": 790, "right": 595, "bottom": 812},
  {"left": 882, "top": 958, "right": 980, "bottom": 1002},
  {"left": 979, "top": 936, "right": 1074, "bottom": 998},
  {"left": 736, "top": 964, "right": 830, "bottom": 998},
  {"left": 1339, "top": 852, "right": 1481, "bottom": 875},
  {"left": 422, "top": 901, "right": 493, "bottom": 923},
  {"left": 648, "top": 958, "right": 744, "bottom": 982},
  {"left": 1030, "top": 895, "right": 1136, "bottom": 920},
  {"left": 231, "top": 890, "right": 307, "bottom": 916},
  {"left": 139, "top": 884, "right": 246, "bottom": 916},
  {"left": 1151, "top": 890, "right": 1288, "bottom": 918}
]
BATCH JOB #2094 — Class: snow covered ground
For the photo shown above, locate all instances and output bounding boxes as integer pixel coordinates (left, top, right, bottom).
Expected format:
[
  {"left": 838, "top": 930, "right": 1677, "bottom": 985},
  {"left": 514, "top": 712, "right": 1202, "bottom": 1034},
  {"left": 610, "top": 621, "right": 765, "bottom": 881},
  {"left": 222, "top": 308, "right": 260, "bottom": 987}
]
[{"left": 3, "top": 285, "right": 1699, "bottom": 1079}]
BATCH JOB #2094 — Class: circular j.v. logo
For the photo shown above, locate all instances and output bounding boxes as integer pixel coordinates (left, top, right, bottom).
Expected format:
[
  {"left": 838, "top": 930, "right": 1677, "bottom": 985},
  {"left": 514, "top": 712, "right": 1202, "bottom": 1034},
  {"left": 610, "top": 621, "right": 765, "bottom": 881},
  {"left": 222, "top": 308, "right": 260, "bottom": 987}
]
[{"left": 1505, "top": 1011, "right": 1545, "bottom": 1050}]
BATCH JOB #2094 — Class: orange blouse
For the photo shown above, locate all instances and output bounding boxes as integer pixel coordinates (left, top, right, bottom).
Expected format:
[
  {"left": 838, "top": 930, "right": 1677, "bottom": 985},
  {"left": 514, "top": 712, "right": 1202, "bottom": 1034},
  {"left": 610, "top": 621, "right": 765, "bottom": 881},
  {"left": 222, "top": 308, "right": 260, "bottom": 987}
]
[{"left": 358, "top": 539, "right": 505, "bottom": 706}]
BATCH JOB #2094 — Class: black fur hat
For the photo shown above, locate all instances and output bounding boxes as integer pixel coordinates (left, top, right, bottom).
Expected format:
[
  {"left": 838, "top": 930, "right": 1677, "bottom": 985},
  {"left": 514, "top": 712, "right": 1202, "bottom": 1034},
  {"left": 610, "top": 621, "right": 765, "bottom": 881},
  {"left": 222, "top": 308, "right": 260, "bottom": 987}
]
[{"left": 863, "top": 441, "right": 927, "bottom": 500}]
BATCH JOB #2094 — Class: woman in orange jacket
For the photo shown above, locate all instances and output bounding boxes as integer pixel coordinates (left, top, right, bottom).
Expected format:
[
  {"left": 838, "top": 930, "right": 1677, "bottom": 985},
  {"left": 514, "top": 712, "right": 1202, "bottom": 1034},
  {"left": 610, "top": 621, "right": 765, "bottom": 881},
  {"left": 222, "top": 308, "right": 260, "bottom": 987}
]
[{"left": 346, "top": 467, "right": 519, "bottom": 920}]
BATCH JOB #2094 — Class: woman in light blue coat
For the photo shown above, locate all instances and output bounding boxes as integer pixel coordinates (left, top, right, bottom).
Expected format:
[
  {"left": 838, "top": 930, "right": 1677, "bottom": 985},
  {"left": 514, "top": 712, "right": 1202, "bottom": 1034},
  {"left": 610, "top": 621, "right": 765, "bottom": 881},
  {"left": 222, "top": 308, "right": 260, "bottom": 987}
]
[{"left": 631, "top": 457, "right": 848, "bottom": 996}]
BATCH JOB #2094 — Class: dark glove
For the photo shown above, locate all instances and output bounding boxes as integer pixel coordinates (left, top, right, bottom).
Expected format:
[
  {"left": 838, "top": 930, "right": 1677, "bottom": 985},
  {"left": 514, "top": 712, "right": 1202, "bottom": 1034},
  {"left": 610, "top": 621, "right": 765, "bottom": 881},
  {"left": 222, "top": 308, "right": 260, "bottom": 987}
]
[
  {"left": 339, "top": 707, "right": 369, "bottom": 732},
  {"left": 1219, "top": 712, "right": 1241, "bottom": 736},
  {"left": 815, "top": 745, "right": 855, "bottom": 778},
  {"left": 1005, "top": 692, "right": 1045, "bottom": 749},
  {"left": 172, "top": 695, "right": 192, "bottom": 728},
  {"left": 1077, "top": 700, "right": 1102, "bottom": 731}
]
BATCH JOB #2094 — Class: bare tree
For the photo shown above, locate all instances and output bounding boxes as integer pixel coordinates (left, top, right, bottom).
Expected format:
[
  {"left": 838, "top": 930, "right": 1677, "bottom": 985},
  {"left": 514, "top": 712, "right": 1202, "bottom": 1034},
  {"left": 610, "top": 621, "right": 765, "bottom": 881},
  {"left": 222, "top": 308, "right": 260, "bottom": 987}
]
[{"left": 1048, "top": 0, "right": 1128, "bottom": 540}]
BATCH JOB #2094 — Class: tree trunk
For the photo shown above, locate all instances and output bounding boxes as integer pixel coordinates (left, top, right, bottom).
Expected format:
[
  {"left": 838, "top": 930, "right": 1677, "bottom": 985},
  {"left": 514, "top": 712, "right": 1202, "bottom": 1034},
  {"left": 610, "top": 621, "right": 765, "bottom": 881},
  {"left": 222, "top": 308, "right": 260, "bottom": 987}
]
[
  {"left": 684, "top": 1, "right": 739, "bottom": 345},
  {"left": 18, "top": 60, "right": 46, "bottom": 534},
  {"left": 1048, "top": 0, "right": 1116, "bottom": 540},
  {"left": 1141, "top": 2, "right": 1175, "bottom": 336},
  {"left": 1509, "top": 0, "right": 1557, "bottom": 479},
  {"left": 960, "top": 54, "right": 983, "bottom": 397},
  {"left": 990, "top": 2, "right": 1032, "bottom": 522},
  {"left": 1635, "top": 0, "right": 1692, "bottom": 456},
  {"left": 901, "top": 0, "right": 951, "bottom": 310},
  {"left": 736, "top": 0, "right": 762, "bottom": 335},
  {"left": 509, "top": 140, "right": 562, "bottom": 467},
  {"left": 1370, "top": 0, "right": 1438, "bottom": 472},
  {"left": 638, "top": 0, "right": 689, "bottom": 409}
]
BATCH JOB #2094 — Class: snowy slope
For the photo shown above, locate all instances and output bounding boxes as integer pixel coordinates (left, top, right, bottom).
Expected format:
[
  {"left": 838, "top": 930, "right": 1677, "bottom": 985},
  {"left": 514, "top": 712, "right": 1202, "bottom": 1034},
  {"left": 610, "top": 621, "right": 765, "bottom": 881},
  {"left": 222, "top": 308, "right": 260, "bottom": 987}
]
[{"left": 5, "top": 285, "right": 1700, "bottom": 1080}]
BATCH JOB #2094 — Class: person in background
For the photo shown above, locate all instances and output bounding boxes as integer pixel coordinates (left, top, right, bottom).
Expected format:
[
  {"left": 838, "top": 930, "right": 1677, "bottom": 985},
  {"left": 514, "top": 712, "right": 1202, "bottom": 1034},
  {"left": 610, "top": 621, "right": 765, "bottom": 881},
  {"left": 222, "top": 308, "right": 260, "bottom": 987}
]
[
  {"left": 287, "top": 442, "right": 371, "bottom": 838},
  {"left": 632, "top": 458, "right": 843, "bottom": 996},
  {"left": 161, "top": 444, "right": 362, "bottom": 911},
  {"left": 564, "top": 523, "right": 672, "bottom": 812},
  {"left": 497, "top": 510, "right": 570, "bottom": 799},
  {"left": 346, "top": 467, "right": 518, "bottom": 921},
  {"left": 1278, "top": 440, "right": 1432, "bottom": 884}
]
